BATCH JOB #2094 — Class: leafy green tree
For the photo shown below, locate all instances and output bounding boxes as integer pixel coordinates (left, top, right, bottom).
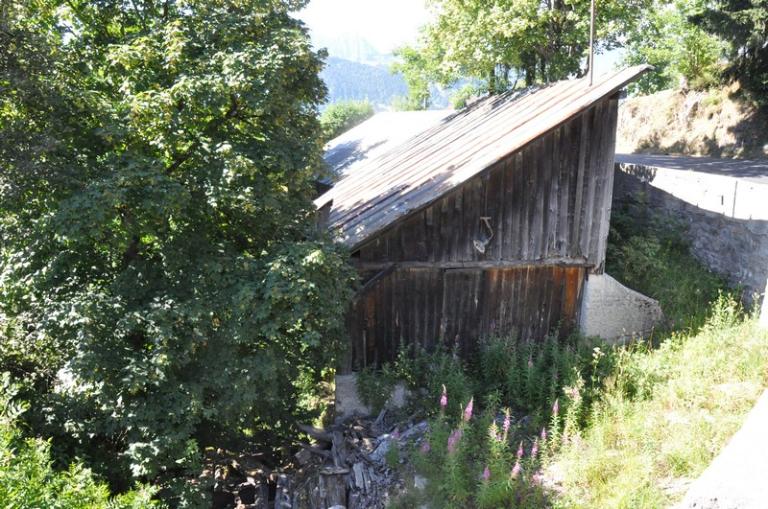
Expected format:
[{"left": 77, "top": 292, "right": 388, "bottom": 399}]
[
  {"left": 396, "top": 0, "right": 649, "bottom": 100},
  {"left": 692, "top": 0, "right": 768, "bottom": 102},
  {"left": 390, "top": 46, "right": 438, "bottom": 110},
  {"left": 0, "top": 0, "right": 355, "bottom": 504},
  {"left": 0, "top": 373, "right": 161, "bottom": 508},
  {"left": 319, "top": 100, "right": 375, "bottom": 141},
  {"left": 623, "top": 0, "right": 726, "bottom": 95}
]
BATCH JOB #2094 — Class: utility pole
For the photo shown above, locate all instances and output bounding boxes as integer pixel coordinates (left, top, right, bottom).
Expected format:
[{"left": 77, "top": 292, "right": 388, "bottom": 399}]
[{"left": 589, "top": 0, "right": 596, "bottom": 86}]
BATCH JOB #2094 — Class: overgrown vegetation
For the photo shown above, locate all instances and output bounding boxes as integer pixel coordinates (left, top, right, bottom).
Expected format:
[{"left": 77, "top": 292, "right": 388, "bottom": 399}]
[
  {"left": 606, "top": 197, "right": 729, "bottom": 331},
  {"left": 554, "top": 298, "right": 767, "bottom": 508},
  {"left": 0, "top": 1, "right": 355, "bottom": 505},
  {"left": 375, "top": 208, "right": 762, "bottom": 508},
  {"left": 319, "top": 100, "right": 375, "bottom": 141},
  {"left": 0, "top": 373, "right": 160, "bottom": 508}
]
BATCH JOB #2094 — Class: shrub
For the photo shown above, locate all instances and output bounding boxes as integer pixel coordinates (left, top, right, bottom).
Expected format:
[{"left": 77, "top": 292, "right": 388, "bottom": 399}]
[
  {"left": 319, "top": 101, "right": 375, "bottom": 141},
  {"left": 0, "top": 373, "right": 160, "bottom": 509}
]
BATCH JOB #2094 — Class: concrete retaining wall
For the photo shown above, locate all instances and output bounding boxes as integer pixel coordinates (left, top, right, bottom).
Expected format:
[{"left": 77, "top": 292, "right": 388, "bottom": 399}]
[
  {"left": 579, "top": 273, "right": 664, "bottom": 342},
  {"left": 614, "top": 163, "right": 768, "bottom": 308}
]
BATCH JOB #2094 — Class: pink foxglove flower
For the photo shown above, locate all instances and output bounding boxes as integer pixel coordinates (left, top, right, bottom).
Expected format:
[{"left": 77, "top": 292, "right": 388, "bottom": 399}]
[
  {"left": 447, "top": 428, "right": 463, "bottom": 454},
  {"left": 511, "top": 460, "right": 522, "bottom": 479},
  {"left": 516, "top": 441, "right": 524, "bottom": 459},
  {"left": 482, "top": 465, "right": 491, "bottom": 482},
  {"left": 531, "top": 438, "right": 539, "bottom": 458},
  {"left": 463, "top": 397, "right": 474, "bottom": 422},
  {"left": 502, "top": 409, "right": 511, "bottom": 436},
  {"left": 552, "top": 398, "right": 559, "bottom": 416},
  {"left": 541, "top": 427, "right": 548, "bottom": 442},
  {"left": 440, "top": 384, "right": 448, "bottom": 410}
]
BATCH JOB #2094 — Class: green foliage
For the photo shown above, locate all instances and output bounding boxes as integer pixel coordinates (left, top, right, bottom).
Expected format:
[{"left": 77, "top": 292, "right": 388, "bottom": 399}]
[
  {"left": 394, "top": 0, "right": 649, "bottom": 101},
  {"left": 0, "top": 0, "right": 355, "bottom": 501},
  {"left": 356, "top": 364, "right": 398, "bottom": 413},
  {"left": 623, "top": 0, "right": 726, "bottom": 95},
  {"left": 607, "top": 197, "right": 730, "bottom": 331},
  {"left": 0, "top": 373, "right": 160, "bottom": 509},
  {"left": 449, "top": 84, "right": 482, "bottom": 109},
  {"left": 693, "top": 0, "right": 768, "bottom": 103},
  {"left": 553, "top": 296, "right": 768, "bottom": 508},
  {"left": 319, "top": 100, "right": 374, "bottom": 141},
  {"left": 390, "top": 46, "right": 437, "bottom": 110}
]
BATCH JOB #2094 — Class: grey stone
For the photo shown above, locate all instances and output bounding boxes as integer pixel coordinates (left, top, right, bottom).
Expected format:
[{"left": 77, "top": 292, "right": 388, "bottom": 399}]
[
  {"left": 413, "top": 475, "right": 428, "bottom": 490},
  {"left": 369, "top": 436, "right": 393, "bottom": 463}
]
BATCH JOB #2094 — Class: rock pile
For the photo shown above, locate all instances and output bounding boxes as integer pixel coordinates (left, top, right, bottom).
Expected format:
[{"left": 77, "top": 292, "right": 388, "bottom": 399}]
[{"left": 208, "top": 411, "right": 428, "bottom": 509}]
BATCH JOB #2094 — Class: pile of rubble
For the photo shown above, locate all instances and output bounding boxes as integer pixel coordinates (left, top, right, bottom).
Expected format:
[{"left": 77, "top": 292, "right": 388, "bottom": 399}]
[{"left": 208, "top": 411, "right": 429, "bottom": 509}]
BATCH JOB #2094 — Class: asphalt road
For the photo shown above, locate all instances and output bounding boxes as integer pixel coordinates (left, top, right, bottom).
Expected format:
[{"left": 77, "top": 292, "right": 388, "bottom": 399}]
[{"left": 615, "top": 153, "right": 768, "bottom": 185}]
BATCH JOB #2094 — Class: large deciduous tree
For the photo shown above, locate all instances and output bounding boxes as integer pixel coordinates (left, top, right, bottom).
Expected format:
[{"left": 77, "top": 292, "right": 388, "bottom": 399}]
[
  {"left": 0, "top": 0, "right": 354, "bottom": 503},
  {"left": 622, "top": 0, "right": 726, "bottom": 95},
  {"left": 394, "top": 0, "right": 649, "bottom": 105}
]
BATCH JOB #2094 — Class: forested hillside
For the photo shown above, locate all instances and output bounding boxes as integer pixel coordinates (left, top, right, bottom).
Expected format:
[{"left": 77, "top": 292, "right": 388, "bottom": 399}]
[{"left": 321, "top": 57, "right": 408, "bottom": 108}]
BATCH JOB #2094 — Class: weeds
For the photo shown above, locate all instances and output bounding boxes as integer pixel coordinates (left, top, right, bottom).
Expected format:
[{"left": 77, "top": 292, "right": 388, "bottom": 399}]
[{"left": 380, "top": 206, "right": 761, "bottom": 508}]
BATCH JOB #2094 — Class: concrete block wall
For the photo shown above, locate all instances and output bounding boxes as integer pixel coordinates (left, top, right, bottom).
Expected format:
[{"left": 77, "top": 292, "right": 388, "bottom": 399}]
[{"left": 614, "top": 163, "right": 768, "bottom": 309}]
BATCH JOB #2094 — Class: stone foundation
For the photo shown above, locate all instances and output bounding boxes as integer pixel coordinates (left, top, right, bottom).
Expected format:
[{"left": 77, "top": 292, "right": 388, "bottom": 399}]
[{"left": 579, "top": 273, "right": 664, "bottom": 342}]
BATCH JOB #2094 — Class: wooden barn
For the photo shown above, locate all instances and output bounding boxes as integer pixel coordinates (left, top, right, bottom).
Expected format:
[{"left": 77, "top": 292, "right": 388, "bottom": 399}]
[{"left": 316, "top": 66, "right": 650, "bottom": 372}]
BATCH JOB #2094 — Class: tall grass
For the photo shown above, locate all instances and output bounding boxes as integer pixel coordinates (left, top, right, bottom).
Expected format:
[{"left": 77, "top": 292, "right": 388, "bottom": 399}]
[
  {"left": 551, "top": 299, "right": 768, "bottom": 508},
  {"left": 383, "top": 206, "right": 767, "bottom": 508}
]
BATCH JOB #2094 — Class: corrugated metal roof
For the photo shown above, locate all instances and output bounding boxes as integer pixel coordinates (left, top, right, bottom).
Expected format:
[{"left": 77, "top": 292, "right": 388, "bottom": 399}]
[
  {"left": 324, "top": 110, "right": 453, "bottom": 181},
  {"left": 316, "top": 65, "right": 651, "bottom": 249}
]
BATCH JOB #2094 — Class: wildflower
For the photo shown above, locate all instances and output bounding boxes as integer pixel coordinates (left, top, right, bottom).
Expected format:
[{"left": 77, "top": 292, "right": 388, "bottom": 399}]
[
  {"left": 482, "top": 465, "right": 491, "bottom": 482},
  {"left": 510, "top": 460, "right": 522, "bottom": 479},
  {"left": 447, "top": 428, "right": 462, "bottom": 454},
  {"left": 420, "top": 440, "right": 430, "bottom": 454},
  {"left": 489, "top": 421, "right": 500, "bottom": 442},
  {"left": 502, "top": 409, "right": 511, "bottom": 437},
  {"left": 541, "top": 427, "right": 547, "bottom": 442},
  {"left": 531, "top": 438, "right": 539, "bottom": 458},
  {"left": 516, "top": 441, "right": 524, "bottom": 459},
  {"left": 463, "top": 397, "right": 474, "bottom": 422},
  {"left": 552, "top": 398, "right": 559, "bottom": 416},
  {"left": 440, "top": 384, "right": 447, "bottom": 410},
  {"left": 531, "top": 470, "right": 543, "bottom": 486}
]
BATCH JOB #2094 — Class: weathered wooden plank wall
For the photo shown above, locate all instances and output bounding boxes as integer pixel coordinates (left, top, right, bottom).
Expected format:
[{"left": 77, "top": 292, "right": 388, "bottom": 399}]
[
  {"left": 354, "top": 97, "right": 619, "bottom": 271},
  {"left": 344, "top": 265, "right": 585, "bottom": 371},
  {"left": 343, "top": 96, "right": 619, "bottom": 371}
]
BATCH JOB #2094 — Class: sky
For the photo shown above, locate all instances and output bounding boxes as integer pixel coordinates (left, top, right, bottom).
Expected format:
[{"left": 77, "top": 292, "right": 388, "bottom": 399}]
[
  {"left": 297, "top": 0, "right": 623, "bottom": 75},
  {"left": 297, "top": 0, "right": 431, "bottom": 55}
]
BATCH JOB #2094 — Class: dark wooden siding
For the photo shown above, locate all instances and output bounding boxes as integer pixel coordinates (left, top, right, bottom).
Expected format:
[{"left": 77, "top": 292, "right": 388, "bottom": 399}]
[
  {"left": 344, "top": 96, "right": 618, "bottom": 371},
  {"left": 344, "top": 265, "right": 585, "bottom": 371},
  {"left": 354, "top": 97, "right": 619, "bottom": 272}
]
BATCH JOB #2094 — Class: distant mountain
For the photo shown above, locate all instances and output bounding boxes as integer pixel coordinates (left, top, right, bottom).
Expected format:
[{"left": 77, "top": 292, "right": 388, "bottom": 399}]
[
  {"left": 320, "top": 56, "right": 408, "bottom": 110},
  {"left": 314, "top": 34, "right": 391, "bottom": 66}
]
